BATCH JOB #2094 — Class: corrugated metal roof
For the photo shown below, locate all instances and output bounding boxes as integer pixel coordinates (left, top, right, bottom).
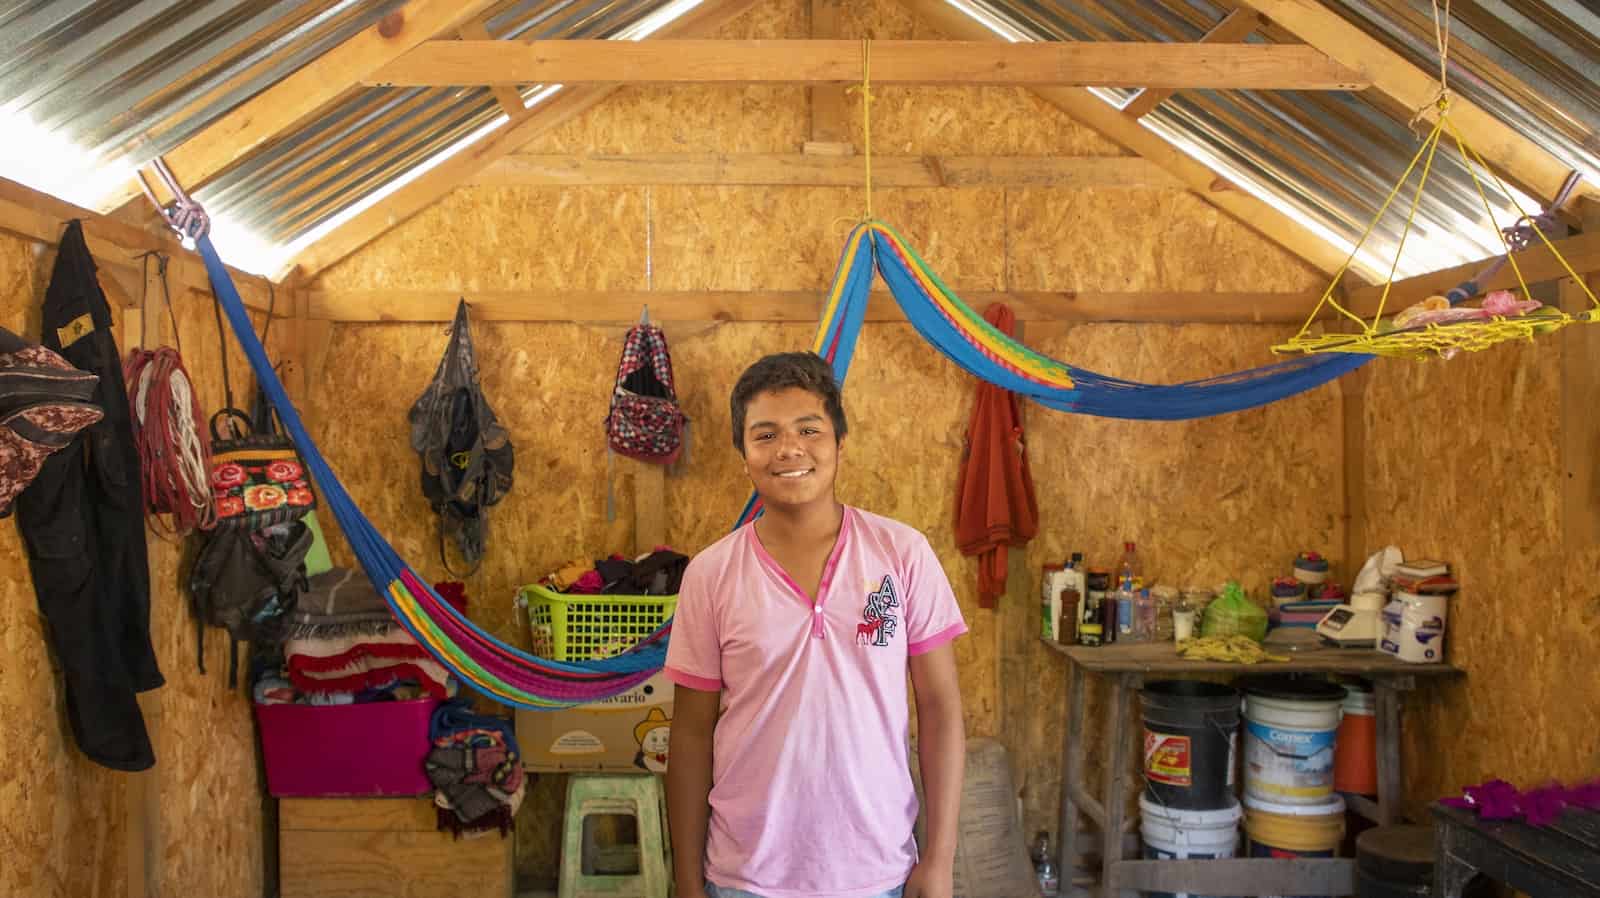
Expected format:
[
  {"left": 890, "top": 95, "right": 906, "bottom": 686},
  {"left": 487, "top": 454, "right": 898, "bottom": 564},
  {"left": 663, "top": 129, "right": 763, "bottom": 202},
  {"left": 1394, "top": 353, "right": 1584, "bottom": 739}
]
[
  {"left": 0, "top": 0, "right": 1593, "bottom": 280},
  {"left": 962, "top": 0, "right": 1599, "bottom": 279}
]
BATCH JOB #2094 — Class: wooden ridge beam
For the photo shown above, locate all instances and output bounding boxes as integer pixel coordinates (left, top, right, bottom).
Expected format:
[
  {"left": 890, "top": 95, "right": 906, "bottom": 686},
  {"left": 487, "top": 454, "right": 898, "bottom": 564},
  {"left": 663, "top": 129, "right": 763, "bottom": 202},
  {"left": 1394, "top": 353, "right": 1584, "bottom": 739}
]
[
  {"left": 97, "top": 0, "right": 500, "bottom": 215},
  {"left": 0, "top": 177, "right": 276, "bottom": 312},
  {"left": 1122, "top": 9, "right": 1261, "bottom": 120},
  {"left": 472, "top": 153, "right": 1181, "bottom": 188},
  {"left": 366, "top": 39, "right": 1371, "bottom": 90},
  {"left": 1346, "top": 230, "right": 1600, "bottom": 315},
  {"left": 287, "top": 0, "right": 768, "bottom": 282},
  {"left": 306, "top": 288, "right": 1328, "bottom": 324},
  {"left": 894, "top": 0, "right": 1357, "bottom": 281},
  {"left": 1237, "top": 0, "right": 1599, "bottom": 209}
]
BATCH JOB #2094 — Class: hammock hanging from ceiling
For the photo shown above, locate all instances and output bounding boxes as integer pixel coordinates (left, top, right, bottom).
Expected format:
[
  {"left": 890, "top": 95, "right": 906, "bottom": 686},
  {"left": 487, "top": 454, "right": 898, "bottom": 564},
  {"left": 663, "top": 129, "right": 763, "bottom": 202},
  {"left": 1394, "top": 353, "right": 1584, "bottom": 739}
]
[{"left": 195, "top": 216, "right": 1365, "bottom": 708}]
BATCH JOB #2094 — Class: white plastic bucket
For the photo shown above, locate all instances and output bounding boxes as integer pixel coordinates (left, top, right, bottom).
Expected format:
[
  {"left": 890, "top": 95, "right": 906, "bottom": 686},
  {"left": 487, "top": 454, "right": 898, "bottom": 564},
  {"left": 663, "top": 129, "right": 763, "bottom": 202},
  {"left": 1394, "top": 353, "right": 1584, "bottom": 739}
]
[
  {"left": 1241, "top": 679, "right": 1345, "bottom": 805},
  {"left": 1140, "top": 794, "right": 1242, "bottom": 898}
]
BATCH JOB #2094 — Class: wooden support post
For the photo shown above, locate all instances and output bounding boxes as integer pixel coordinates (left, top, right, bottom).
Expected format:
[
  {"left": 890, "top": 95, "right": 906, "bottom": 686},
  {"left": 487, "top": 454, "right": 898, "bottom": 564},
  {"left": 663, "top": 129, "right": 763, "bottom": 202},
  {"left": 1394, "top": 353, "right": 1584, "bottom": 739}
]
[
  {"left": 1059, "top": 664, "right": 1087, "bottom": 878},
  {"left": 806, "top": 0, "right": 852, "bottom": 155},
  {"left": 1561, "top": 203, "right": 1600, "bottom": 554},
  {"left": 1101, "top": 674, "right": 1137, "bottom": 898},
  {"left": 634, "top": 460, "right": 667, "bottom": 557},
  {"left": 1374, "top": 679, "right": 1406, "bottom": 825},
  {"left": 1340, "top": 364, "right": 1371, "bottom": 584},
  {"left": 122, "top": 265, "right": 166, "bottom": 898}
]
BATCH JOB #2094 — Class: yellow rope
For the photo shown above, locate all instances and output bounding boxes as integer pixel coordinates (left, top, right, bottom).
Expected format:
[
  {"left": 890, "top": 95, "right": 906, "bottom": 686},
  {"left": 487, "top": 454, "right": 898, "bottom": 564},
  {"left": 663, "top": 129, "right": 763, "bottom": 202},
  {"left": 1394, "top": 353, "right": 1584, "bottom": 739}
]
[
  {"left": 1285, "top": 110, "right": 1450, "bottom": 343},
  {"left": 1276, "top": 0, "right": 1598, "bottom": 360}
]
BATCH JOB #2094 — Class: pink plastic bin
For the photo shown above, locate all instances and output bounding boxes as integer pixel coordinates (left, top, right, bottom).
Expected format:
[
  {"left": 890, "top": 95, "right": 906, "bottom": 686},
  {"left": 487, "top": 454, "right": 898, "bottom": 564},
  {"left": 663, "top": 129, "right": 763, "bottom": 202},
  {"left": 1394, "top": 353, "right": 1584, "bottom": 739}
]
[{"left": 255, "top": 698, "right": 439, "bottom": 797}]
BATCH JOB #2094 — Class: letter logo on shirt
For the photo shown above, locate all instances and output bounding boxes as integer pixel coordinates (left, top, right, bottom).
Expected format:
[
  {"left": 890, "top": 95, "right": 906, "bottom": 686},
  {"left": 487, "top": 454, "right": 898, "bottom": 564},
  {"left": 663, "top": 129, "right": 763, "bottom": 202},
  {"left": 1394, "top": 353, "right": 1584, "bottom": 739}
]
[{"left": 856, "top": 575, "right": 900, "bottom": 647}]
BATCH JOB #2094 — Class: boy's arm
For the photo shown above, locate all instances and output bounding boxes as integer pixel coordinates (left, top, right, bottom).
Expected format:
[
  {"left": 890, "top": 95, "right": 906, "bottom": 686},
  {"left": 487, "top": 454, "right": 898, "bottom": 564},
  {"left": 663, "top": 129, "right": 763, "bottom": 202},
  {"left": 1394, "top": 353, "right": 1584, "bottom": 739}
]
[
  {"left": 667, "top": 684, "right": 721, "bottom": 898},
  {"left": 908, "top": 643, "right": 965, "bottom": 897}
]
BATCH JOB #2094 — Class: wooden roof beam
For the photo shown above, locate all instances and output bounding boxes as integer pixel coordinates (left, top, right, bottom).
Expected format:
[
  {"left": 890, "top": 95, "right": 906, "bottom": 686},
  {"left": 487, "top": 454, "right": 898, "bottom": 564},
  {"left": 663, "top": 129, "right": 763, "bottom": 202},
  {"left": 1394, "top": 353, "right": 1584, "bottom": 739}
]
[
  {"left": 307, "top": 287, "right": 1329, "bottom": 324},
  {"left": 457, "top": 19, "right": 532, "bottom": 120},
  {"left": 1235, "top": 0, "right": 1599, "bottom": 210},
  {"left": 1122, "top": 9, "right": 1262, "bottom": 120},
  {"left": 96, "top": 0, "right": 502, "bottom": 215},
  {"left": 894, "top": 0, "right": 1359, "bottom": 280},
  {"left": 364, "top": 39, "right": 1371, "bottom": 90},
  {"left": 287, "top": 0, "right": 769, "bottom": 282},
  {"left": 473, "top": 153, "right": 1181, "bottom": 188},
  {"left": 1346, "top": 230, "right": 1600, "bottom": 314},
  {"left": 0, "top": 177, "right": 279, "bottom": 312}
]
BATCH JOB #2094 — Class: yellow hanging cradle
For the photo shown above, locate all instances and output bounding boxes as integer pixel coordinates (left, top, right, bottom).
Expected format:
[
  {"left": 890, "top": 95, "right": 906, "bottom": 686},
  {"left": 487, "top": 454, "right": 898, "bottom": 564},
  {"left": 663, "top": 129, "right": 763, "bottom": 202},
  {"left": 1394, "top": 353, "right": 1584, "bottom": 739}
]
[{"left": 1272, "top": 1, "right": 1597, "bottom": 360}]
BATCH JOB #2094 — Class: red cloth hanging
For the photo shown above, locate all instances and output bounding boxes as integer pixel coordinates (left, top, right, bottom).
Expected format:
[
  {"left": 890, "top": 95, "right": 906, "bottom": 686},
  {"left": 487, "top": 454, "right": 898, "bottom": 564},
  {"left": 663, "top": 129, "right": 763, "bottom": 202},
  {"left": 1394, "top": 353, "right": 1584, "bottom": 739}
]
[{"left": 954, "top": 304, "right": 1039, "bottom": 608}]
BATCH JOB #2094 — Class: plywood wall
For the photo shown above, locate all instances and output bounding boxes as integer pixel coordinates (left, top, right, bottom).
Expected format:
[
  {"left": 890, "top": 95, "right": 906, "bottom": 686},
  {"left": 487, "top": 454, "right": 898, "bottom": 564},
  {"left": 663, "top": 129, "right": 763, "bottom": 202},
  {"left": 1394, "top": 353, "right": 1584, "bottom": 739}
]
[
  {"left": 308, "top": 0, "right": 1336, "bottom": 884},
  {"left": 1364, "top": 329, "right": 1600, "bottom": 818},
  {"left": 0, "top": 226, "right": 267, "bottom": 898}
]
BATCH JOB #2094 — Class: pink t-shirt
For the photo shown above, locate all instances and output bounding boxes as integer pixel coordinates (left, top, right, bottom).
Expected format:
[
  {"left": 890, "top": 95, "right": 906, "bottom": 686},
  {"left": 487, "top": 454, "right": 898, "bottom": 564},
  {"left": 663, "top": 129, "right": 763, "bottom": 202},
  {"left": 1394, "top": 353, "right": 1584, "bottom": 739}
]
[{"left": 664, "top": 506, "right": 967, "bottom": 898}]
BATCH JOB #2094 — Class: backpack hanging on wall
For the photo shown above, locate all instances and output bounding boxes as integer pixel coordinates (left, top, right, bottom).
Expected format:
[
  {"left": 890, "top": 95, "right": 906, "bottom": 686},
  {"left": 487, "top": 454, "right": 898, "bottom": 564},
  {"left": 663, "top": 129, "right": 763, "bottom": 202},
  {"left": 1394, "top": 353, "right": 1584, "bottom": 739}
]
[
  {"left": 603, "top": 314, "right": 688, "bottom": 520},
  {"left": 409, "top": 300, "right": 514, "bottom": 575},
  {"left": 605, "top": 316, "right": 688, "bottom": 464}
]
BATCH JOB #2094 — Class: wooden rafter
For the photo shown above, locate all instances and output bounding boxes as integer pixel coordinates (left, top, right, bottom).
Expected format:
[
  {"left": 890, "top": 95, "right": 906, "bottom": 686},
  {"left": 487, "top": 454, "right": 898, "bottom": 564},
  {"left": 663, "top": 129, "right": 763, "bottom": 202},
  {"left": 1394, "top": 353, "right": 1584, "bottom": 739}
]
[
  {"left": 307, "top": 287, "right": 1330, "bottom": 324},
  {"left": 457, "top": 19, "right": 529, "bottom": 119},
  {"left": 472, "top": 153, "right": 1181, "bottom": 188},
  {"left": 97, "top": 0, "right": 501, "bottom": 215},
  {"left": 365, "top": 39, "right": 1370, "bottom": 90},
  {"left": 894, "top": 0, "right": 1358, "bottom": 280},
  {"left": 1236, "top": 0, "right": 1598, "bottom": 209},
  {"left": 287, "top": 0, "right": 769, "bottom": 281},
  {"left": 0, "top": 177, "right": 278, "bottom": 311},
  {"left": 1345, "top": 230, "right": 1600, "bottom": 314},
  {"left": 1121, "top": 9, "right": 1262, "bottom": 119}
]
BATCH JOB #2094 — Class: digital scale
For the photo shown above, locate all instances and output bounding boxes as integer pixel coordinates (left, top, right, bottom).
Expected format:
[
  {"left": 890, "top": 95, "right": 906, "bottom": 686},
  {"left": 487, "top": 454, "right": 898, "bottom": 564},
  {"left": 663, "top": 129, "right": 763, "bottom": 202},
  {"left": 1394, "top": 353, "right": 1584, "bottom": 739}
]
[{"left": 1316, "top": 591, "right": 1386, "bottom": 648}]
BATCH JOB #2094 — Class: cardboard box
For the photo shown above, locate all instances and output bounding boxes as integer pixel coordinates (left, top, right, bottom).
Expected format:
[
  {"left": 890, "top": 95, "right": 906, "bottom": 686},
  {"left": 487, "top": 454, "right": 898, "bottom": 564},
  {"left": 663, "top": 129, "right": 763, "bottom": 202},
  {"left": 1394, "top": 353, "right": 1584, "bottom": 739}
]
[{"left": 517, "top": 672, "right": 674, "bottom": 772}]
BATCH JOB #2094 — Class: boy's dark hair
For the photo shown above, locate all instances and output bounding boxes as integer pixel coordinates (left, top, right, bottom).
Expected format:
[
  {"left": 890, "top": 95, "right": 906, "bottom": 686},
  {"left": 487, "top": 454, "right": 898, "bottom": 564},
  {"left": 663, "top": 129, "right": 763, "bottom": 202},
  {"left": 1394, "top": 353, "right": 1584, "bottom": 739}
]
[{"left": 729, "top": 352, "right": 848, "bottom": 453}]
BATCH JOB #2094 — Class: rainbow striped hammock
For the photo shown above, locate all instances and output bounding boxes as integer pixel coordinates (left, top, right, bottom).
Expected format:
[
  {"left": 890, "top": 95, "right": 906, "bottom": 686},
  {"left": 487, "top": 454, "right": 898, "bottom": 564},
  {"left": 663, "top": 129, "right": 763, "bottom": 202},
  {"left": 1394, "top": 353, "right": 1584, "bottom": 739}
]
[{"left": 197, "top": 221, "right": 1367, "bottom": 708}]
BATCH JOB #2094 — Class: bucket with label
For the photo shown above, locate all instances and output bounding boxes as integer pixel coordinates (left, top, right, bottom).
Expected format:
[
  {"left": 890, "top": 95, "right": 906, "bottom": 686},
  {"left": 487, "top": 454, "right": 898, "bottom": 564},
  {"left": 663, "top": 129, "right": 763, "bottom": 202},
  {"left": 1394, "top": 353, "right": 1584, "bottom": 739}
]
[
  {"left": 1239, "top": 676, "right": 1346, "bottom": 805},
  {"left": 1140, "top": 680, "right": 1239, "bottom": 810},
  {"left": 1139, "top": 793, "right": 1241, "bottom": 898},
  {"left": 1243, "top": 793, "right": 1346, "bottom": 898},
  {"left": 1333, "top": 683, "right": 1376, "bottom": 795}
]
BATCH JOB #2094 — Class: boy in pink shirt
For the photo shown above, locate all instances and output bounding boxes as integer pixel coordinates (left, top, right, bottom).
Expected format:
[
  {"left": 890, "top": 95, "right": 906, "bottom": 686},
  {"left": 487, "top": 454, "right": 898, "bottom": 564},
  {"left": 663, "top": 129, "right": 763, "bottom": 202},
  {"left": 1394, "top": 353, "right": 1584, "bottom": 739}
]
[{"left": 666, "top": 352, "right": 967, "bottom": 898}]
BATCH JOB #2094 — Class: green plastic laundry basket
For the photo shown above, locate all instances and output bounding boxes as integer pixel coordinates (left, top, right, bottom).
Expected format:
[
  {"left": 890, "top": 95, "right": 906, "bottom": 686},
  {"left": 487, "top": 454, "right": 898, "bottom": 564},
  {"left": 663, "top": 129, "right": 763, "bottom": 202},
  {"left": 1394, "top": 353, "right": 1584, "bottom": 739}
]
[{"left": 519, "top": 583, "right": 677, "bottom": 662}]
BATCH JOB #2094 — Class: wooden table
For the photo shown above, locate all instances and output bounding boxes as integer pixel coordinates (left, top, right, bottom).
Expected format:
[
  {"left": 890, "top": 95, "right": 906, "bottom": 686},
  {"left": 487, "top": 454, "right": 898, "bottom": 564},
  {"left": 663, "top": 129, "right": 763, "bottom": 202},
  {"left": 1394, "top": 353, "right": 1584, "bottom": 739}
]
[
  {"left": 1047, "top": 640, "right": 1461, "bottom": 898},
  {"left": 1433, "top": 802, "right": 1600, "bottom": 897}
]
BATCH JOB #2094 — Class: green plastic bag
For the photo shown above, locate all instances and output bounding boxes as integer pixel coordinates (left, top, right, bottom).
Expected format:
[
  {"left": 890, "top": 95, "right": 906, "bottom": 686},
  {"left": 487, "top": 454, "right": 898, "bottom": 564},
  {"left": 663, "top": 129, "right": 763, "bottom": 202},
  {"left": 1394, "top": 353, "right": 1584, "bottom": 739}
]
[{"left": 1200, "top": 581, "right": 1267, "bottom": 642}]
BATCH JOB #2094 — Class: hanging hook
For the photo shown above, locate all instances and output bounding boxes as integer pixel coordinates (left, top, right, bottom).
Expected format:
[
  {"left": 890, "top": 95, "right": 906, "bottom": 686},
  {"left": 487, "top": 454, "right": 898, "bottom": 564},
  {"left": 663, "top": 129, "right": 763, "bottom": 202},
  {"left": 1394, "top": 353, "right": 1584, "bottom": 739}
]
[
  {"left": 640, "top": 304, "right": 650, "bottom": 325},
  {"left": 137, "top": 156, "right": 210, "bottom": 243}
]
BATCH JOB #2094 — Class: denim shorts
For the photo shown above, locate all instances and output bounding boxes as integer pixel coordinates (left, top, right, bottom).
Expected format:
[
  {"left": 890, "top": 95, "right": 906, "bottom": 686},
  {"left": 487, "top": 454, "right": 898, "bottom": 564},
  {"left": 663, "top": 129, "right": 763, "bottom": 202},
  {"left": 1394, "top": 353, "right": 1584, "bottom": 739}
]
[{"left": 706, "top": 881, "right": 905, "bottom": 898}]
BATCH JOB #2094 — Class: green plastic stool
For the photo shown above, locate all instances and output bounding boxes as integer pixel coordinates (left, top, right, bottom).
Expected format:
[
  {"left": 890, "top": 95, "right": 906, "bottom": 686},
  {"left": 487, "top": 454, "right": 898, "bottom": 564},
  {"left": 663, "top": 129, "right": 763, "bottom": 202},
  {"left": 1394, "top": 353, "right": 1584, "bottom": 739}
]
[{"left": 560, "top": 774, "right": 671, "bottom": 898}]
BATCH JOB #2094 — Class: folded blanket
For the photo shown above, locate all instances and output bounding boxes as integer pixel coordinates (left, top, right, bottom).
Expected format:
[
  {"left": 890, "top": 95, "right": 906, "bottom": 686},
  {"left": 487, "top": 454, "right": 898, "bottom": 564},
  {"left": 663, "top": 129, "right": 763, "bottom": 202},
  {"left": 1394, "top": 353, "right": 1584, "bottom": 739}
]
[
  {"left": 289, "top": 658, "right": 451, "bottom": 698},
  {"left": 286, "top": 567, "right": 396, "bottom": 640}
]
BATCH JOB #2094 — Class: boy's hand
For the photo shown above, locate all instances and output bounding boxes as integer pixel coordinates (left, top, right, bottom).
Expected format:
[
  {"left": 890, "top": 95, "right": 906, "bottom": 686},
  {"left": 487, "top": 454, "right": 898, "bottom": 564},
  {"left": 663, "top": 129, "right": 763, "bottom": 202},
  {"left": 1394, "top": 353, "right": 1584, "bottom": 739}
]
[{"left": 904, "top": 858, "right": 954, "bottom": 898}]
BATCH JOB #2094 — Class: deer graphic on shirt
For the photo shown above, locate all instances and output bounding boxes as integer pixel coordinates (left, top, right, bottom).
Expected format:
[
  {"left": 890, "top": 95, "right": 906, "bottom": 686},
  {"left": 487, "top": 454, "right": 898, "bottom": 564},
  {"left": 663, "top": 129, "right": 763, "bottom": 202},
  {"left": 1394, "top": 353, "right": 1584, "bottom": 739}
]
[{"left": 857, "top": 575, "right": 900, "bottom": 647}]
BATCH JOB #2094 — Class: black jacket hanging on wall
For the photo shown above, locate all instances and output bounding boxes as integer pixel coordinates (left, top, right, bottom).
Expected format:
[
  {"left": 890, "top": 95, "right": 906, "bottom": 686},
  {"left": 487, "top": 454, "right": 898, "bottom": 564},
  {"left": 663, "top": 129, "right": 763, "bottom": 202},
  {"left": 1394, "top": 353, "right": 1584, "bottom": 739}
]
[{"left": 15, "top": 220, "right": 162, "bottom": 771}]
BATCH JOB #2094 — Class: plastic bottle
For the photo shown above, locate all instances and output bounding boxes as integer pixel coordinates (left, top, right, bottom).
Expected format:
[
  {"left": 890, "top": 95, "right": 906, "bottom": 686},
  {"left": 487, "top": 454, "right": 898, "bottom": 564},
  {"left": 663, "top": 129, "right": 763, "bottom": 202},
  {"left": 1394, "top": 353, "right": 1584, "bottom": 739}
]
[
  {"left": 1135, "top": 587, "right": 1156, "bottom": 641},
  {"left": 1031, "top": 830, "right": 1051, "bottom": 869},
  {"left": 1116, "top": 575, "right": 1136, "bottom": 641},
  {"left": 1119, "top": 541, "right": 1139, "bottom": 585},
  {"left": 1036, "top": 856, "right": 1060, "bottom": 897}
]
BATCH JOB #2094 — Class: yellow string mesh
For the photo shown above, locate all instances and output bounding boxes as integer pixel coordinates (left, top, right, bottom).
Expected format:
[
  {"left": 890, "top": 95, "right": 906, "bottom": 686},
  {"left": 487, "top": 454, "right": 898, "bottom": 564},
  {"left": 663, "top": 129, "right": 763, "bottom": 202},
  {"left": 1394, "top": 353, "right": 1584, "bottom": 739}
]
[{"left": 1273, "top": 99, "right": 1598, "bottom": 361}]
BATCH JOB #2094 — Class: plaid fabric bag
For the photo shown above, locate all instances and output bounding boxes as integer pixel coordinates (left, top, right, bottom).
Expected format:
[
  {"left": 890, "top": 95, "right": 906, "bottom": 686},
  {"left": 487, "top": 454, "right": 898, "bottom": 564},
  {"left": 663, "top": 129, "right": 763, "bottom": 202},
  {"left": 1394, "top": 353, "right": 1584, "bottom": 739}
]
[{"left": 605, "top": 323, "right": 687, "bottom": 465}]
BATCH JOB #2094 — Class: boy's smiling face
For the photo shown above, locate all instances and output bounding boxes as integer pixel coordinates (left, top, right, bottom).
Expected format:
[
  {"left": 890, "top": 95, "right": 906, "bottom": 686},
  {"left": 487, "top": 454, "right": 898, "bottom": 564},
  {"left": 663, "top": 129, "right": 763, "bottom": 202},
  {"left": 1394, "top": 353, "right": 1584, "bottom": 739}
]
[{"left": 740, "top": 386, "right": 843, "bottom": 514}]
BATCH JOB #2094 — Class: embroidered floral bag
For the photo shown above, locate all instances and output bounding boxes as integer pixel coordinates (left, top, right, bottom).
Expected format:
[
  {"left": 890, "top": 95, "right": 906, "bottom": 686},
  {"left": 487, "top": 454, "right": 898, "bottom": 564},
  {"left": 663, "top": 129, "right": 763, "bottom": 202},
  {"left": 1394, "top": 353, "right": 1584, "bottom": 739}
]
[{"left": 207, "top": 404, "right": 315, "bottom": 531}]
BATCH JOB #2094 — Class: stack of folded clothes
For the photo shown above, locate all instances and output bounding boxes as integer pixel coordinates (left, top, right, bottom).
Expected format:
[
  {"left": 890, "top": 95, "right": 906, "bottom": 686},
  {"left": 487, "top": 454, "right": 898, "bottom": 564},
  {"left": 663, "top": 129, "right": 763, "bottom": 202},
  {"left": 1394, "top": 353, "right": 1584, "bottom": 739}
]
[
  {"left": 253, "top": 570, "right": 464, "bottom": 705},
  {"left": 426, "top": 699, "right": 525, "bottom": 839},
  {"left": 539, "top": 548, "right": 689, "bottom": 595}
]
